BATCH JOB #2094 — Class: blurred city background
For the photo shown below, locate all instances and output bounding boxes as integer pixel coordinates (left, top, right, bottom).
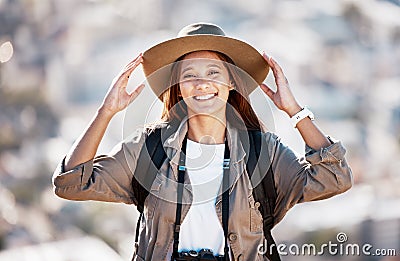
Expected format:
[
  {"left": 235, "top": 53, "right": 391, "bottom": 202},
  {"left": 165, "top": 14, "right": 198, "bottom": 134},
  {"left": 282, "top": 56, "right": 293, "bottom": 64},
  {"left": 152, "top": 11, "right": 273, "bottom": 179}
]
[{"left": 0, "top": 0, "right": 399, "bottom": 260}]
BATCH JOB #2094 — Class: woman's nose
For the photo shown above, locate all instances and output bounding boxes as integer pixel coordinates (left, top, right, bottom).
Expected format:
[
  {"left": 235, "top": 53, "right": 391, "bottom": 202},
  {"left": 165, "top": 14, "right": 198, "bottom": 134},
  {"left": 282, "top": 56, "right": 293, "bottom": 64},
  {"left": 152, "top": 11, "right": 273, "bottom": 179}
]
[{"left": 194, "top": 78, "right": 210, "bottom": 90}]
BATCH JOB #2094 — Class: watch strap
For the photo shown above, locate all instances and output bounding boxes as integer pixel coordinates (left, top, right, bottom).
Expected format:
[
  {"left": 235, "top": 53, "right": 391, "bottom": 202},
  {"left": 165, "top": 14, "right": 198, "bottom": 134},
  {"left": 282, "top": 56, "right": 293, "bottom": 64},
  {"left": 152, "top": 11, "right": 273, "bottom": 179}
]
[{"left": 290, "top": 106, "right": 315, "bottom": 128}]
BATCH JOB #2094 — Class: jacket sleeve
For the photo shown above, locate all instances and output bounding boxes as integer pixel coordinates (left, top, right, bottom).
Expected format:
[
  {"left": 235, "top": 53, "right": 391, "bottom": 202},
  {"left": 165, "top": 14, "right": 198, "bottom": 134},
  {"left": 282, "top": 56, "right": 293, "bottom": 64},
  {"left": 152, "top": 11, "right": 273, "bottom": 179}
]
[
  {"left": 266, "top": 133, "right": 353, "bottom": 225},
  {"left": 52, "top": 129, "right": 146, "bottom": 204}
]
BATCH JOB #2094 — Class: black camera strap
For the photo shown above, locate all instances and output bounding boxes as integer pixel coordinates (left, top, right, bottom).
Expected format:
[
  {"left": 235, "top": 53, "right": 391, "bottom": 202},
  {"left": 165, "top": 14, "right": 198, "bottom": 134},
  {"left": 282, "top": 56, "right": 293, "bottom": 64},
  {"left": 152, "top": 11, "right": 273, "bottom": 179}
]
[
  {"left": 172, "top": 136, "right": 230, "bottom": 260},
  {"left": 222, "top": 139, "right": 230, "bottom": 260}
]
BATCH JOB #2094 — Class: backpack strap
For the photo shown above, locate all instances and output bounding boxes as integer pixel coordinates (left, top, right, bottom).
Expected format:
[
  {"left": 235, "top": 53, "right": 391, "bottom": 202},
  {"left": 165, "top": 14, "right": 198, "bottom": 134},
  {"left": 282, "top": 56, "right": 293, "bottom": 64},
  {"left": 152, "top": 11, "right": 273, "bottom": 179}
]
[
  {"left": 246, "top": 130, "right": 281, "bottom": 261},
  {"left": 132, "top": 127, "right": 167, "bottom": 244},
  {"left": 132, "top": 127, "right": 167, "bottom": 212}
]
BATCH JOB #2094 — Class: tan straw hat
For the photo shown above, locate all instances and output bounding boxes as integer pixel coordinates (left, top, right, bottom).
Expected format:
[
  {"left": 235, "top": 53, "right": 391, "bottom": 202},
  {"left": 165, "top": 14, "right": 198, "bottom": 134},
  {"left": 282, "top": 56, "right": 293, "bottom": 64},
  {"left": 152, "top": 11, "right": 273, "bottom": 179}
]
[{"left": 142, "top": 22, "right": 269, "bottom": 99}]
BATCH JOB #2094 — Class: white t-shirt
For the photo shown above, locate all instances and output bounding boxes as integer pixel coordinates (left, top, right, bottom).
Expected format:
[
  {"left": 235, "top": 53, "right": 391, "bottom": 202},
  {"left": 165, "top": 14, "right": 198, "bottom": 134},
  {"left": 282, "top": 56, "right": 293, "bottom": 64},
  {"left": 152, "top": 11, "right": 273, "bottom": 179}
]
[{"left": 178, "top": 139, "right": 226, "bottom": 255}]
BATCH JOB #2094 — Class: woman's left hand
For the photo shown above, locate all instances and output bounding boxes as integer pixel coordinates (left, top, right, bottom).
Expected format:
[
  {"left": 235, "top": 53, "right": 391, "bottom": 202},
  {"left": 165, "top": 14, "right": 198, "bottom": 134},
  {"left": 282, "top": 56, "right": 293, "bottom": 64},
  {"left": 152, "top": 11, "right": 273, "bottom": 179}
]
[{"left": 260, "top": 53, "right": 302, "bottom": 117}]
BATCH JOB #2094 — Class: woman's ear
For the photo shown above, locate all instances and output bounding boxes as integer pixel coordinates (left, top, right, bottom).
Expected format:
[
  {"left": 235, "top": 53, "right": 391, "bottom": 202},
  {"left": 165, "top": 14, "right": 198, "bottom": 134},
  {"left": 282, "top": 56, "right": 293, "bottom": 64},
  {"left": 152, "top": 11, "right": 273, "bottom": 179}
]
[{"left": 229, "top": 82, "right": 235, "bottom": 91}]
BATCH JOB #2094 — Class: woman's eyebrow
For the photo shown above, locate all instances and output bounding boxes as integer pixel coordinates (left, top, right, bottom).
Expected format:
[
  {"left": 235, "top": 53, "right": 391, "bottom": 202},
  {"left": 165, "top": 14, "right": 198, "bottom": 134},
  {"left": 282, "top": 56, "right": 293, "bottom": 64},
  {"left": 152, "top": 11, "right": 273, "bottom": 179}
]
[
  {"left": 181, "top": 66, "right": 193, "bottom": 75},
  {"left": 208, "top": 64, "right": 222, "bottom": 69}
]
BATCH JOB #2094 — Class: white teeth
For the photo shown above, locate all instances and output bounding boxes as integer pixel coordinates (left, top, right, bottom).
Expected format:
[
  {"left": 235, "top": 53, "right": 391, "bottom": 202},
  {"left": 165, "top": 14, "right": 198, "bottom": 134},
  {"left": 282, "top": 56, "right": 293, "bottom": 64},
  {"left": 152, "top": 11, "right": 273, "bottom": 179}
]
[{"left": 194, "top": 93, "right": 216, "bottom": 100}]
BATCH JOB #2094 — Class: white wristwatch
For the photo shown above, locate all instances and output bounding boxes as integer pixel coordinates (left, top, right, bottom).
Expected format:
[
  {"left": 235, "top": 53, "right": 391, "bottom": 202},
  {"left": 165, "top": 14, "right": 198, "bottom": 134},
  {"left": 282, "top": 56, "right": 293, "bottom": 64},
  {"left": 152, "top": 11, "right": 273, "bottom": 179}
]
[{"left": 290, "top": 106, "right": 315, "bottom": 128}]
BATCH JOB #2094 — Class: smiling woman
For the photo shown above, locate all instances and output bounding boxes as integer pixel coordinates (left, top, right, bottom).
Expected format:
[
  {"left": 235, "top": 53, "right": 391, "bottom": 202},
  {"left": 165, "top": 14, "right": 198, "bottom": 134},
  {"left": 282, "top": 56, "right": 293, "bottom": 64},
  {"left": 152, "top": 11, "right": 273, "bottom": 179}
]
[{"left": 52, "top": 23, "right": 353, "bottom": 261}]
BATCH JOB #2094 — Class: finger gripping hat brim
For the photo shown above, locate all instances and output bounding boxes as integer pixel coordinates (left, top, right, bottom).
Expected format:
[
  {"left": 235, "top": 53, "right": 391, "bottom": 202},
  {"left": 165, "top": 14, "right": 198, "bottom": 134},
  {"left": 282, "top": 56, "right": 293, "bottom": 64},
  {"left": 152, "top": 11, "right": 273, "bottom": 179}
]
[{"left": 142, "top": 23, "right": 269, "bottom": 99}]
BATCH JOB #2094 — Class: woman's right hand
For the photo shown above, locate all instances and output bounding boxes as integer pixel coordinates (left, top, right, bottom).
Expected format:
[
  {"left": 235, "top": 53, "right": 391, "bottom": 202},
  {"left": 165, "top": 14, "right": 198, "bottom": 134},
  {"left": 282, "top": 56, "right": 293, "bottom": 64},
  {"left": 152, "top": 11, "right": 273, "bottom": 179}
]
[{"left": 99, "top": 53, "right": 145, "bottom": 117}]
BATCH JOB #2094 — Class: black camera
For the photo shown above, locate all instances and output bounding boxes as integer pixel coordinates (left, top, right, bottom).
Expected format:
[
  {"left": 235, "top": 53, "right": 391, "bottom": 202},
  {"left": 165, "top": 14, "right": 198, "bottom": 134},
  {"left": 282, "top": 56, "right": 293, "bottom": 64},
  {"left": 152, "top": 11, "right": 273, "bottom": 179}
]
[{"left": 174, "top": 249, "right": 224, "bottom": 261}]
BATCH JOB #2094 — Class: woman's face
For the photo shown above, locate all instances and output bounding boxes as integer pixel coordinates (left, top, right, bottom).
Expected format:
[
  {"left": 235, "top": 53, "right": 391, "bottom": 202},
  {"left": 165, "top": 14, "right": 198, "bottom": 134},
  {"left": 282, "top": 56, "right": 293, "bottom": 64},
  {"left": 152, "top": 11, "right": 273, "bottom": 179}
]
[{"left": 178, "top": 51, "right": 232, "bottom": 117}]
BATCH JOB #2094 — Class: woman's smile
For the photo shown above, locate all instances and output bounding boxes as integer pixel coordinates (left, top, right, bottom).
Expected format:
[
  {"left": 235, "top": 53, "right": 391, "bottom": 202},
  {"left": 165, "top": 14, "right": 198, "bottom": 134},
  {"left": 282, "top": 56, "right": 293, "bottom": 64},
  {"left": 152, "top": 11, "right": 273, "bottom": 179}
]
[{"left": 192, "top": 92, "right": 218, "bottom": 101}]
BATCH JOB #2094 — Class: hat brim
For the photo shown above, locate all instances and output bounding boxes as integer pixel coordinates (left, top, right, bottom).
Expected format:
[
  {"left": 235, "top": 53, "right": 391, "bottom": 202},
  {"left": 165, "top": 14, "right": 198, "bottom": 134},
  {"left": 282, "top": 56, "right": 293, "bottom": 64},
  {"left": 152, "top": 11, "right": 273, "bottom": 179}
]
[{"left": 142, "top": 34, "right": 269, "bottom": 100}]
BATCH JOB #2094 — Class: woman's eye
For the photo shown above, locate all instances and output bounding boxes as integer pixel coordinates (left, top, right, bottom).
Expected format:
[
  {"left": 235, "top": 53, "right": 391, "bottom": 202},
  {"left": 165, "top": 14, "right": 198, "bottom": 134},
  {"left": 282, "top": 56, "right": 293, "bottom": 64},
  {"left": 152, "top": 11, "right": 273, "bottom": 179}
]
[
  {"left": 183, "top": 74, "right": 196, "bottom": 79},
  {"left": 208, "top": 70, "right": 220, "bottom": 76}
]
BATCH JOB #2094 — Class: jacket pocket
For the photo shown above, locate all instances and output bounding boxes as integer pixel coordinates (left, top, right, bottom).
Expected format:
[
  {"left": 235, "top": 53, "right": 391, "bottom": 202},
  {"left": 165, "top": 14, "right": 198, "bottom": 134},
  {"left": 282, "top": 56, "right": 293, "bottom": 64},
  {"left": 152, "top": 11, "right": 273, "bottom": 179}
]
[{"left": 249, "top": 194, "right": 263, "bottom": 233}]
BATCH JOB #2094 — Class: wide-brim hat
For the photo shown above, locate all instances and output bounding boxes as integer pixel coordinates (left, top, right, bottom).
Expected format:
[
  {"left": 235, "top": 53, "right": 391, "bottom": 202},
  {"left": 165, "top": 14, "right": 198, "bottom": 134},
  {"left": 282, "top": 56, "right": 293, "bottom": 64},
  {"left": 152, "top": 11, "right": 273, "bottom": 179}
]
[{"left": 142, "top": 22, "right": 269, "bottom": 100}]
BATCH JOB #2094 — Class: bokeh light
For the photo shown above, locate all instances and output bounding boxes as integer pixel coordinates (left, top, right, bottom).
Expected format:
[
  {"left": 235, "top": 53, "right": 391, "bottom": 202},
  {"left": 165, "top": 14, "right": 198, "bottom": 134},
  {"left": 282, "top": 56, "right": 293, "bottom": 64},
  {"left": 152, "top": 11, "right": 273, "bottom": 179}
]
[{"left": 0, "top": 41, "right": 13, "bottom": 63}]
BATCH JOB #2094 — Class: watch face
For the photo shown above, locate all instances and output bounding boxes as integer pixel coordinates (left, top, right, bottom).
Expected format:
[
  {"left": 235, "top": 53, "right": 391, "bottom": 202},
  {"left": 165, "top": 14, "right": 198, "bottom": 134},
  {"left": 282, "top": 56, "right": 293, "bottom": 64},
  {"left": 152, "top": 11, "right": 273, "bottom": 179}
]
[{"left": 290, "top": 107, "right": 314, "bottom": 127}]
